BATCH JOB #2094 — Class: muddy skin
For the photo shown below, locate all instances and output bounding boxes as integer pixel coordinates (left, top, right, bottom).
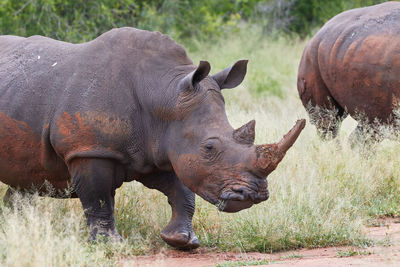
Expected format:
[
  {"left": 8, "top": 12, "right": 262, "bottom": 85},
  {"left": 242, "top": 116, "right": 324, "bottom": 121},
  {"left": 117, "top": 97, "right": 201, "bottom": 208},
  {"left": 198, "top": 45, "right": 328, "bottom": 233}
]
[
  {"left": 0, "top": 27, "right": 305, "bottom": 249},
  {"left": 298, "top": 2, "right": 400, "bottom": 141}
]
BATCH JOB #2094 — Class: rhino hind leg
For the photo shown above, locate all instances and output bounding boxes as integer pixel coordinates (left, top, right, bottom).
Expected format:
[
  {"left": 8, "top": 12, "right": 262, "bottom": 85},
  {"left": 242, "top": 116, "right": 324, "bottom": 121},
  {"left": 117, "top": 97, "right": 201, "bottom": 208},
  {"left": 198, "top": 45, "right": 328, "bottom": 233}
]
[
  {"left": 68, "top": 158, "right": 123, "bottom": 242},
  {"left": 349, "top": 123, "right": 383, "bottom": 149},
  {"left": 138, "top": 172, "right": 199, "bottom": 249},
  {"left": 3, "top": 187, "right": 15, "bottom": 206},
  {"left": 3, "top": 187, "right": 19, "bottom": 207},
  {"left": 3, "top": 187, "right": 31, "bottom": 207}
]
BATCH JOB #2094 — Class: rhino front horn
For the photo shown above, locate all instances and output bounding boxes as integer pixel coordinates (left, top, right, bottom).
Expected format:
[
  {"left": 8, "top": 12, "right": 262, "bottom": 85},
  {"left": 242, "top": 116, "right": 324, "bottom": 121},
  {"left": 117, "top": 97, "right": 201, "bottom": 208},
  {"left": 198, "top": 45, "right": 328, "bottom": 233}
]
[
  {"left": 233, "top": 120, "right": 255, "bottom": 144},
  {"left": 255, "top": 119, "right": 306, "bottom": 176}
]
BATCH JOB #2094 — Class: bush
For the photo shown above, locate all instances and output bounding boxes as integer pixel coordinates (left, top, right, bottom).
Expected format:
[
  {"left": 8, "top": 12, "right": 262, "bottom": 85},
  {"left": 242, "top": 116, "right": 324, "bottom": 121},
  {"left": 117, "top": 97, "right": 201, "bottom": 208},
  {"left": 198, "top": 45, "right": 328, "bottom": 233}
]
[
  {"left": 0, "top": 0, "right": 255, "bottom": 43},
  {"left": 0, "top": 1, "right": 390, "bottom": 43},
  {"left": 258, "top": 0, "right": 387, "bottom": 37}
]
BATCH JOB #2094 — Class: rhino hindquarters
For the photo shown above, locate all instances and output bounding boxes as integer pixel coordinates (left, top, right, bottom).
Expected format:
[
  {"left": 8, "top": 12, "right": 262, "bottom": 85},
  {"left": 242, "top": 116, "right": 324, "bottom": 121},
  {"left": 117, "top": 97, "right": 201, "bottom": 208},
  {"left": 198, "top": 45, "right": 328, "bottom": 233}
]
[
  {"left": 297, "top": 42, "right": 347, "bottom": 140},
  {"left": 137, "top": 172, "right": 199, "bottom": 249}
]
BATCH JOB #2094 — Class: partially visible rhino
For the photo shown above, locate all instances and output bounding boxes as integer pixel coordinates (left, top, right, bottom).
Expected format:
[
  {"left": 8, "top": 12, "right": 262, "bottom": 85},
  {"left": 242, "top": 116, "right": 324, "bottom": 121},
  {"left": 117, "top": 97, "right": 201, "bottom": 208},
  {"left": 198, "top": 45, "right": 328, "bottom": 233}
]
[
  {"left": 298, "top": 2, "right": 400, "bottom": 140},
  {"left": 0, "top": 27, "right": 305, "bottom": 249}
]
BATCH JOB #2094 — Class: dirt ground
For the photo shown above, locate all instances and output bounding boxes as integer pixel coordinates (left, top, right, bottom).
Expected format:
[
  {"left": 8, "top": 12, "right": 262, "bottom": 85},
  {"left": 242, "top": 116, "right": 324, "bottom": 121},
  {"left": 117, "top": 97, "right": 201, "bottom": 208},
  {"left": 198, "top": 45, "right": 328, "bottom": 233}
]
[{"left": 123, "top": 218, "right": 400, "bottom": 267}]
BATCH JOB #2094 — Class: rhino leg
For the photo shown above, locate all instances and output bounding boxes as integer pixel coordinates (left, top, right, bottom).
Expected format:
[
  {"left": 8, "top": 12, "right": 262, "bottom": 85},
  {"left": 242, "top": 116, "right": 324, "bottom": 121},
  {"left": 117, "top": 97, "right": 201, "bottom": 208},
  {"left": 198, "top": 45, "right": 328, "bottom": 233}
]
[
  {"left": 138, "top": 172, "right": 199, "bottom": 249},
  {"left": 3, "top": 187, "right": 34, "bottom": 207},
  {"left": 3, "top": 187, "right": 15, "bottom": 206},
  {"left": 69, "top": 158, "right": 123, "bottom": 242},
  {"left": 349, "top": 123, "right": 383, "bottom": 148},
  {"left": 3, "top": 187, "right": 21, "bottom": 206}
]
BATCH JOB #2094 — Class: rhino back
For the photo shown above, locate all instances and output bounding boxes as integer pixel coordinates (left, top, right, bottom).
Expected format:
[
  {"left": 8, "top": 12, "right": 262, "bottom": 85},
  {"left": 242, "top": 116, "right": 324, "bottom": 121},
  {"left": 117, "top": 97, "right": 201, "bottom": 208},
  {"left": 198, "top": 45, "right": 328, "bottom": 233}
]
[{"left": 309, "top": 1, "right": 400, "bottom": 122}]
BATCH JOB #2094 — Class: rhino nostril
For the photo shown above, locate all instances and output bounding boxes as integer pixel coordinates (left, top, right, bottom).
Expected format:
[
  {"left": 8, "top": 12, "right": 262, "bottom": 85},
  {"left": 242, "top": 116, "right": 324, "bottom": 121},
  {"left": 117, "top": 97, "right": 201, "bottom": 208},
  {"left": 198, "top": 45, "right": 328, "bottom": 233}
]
[
  {"left": 232, "top": 187, "right": 245, "bottom": 194},
  {"left": 232, "top": 187, "right": 252, "bottom": 200}
]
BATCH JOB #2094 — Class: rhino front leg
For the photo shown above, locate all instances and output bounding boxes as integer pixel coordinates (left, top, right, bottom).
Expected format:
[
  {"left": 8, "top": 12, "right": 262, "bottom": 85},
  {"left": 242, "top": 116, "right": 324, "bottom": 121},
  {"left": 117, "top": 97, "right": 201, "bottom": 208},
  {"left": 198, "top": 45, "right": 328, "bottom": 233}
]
[
  {"left": 139, "top": 171, "right": 199, "bottom": 249},
  {"left": 68, "top": 158, "right": 123, "bottom": 242}
]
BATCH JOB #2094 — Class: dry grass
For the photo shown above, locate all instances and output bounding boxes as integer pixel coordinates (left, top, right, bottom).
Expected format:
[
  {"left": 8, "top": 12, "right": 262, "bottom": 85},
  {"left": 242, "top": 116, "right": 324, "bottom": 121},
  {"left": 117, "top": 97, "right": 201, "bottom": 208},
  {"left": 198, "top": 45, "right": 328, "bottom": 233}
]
[{"left": 0, "top": 27, "right": 400, "bottom": 265}]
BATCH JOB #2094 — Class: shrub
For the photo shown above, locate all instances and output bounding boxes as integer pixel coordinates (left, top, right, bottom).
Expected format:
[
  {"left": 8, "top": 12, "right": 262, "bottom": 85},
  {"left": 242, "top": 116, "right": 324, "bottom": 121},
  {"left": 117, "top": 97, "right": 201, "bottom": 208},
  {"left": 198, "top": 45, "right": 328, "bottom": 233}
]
[
  {"left": 257, "top": 0, "right": 387, "bottom": 37},
  {"left": 0, "top": 0, "right": 252, "bottom": 43}
]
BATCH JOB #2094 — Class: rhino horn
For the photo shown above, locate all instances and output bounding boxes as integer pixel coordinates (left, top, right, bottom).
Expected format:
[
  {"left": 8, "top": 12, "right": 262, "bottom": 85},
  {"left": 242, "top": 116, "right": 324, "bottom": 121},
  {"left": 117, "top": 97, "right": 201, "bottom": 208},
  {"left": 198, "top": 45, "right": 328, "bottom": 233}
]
[
  {"left": 255, "top": 119, "right": 306, "bottom": 176},
  {"left": 233, "top": 120, "right": 255, "bottom": 144}
]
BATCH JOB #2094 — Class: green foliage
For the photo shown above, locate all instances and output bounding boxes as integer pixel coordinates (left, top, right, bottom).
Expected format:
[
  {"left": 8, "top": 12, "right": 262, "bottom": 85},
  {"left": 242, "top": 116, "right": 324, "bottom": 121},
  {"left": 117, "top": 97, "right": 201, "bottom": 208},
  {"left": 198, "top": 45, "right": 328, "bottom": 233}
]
[
  {"left": 261, "top": 0, "right": 388, "bottom": 37},
  {"left": 189, "top": 26, "right": 304, "bottom": 98},
  {"left": 0, "top": 0, "right": 254, "bottom": 43},
  {"left": 336, "top": 248, "right": 371, "bottom": 257},
  {"left": 215, "top": 259, "right": 272, "bottom": 267},
  {"left": 0, "top": 0, "right": 393, "bottom": 44}
]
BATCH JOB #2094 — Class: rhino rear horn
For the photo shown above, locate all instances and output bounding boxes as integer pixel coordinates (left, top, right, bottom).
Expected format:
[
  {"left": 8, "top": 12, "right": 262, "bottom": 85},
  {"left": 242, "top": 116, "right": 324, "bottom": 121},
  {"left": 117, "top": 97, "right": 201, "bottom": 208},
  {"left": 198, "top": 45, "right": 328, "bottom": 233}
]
[
  {"left": 179, "top": 61, "right": 210, "bottom": 91},
  {"left": 212, "top": 59, "right": 248, "bottom": 89},
  {"left": 233, "top": 120, "right": 255, "bottom": 144}
]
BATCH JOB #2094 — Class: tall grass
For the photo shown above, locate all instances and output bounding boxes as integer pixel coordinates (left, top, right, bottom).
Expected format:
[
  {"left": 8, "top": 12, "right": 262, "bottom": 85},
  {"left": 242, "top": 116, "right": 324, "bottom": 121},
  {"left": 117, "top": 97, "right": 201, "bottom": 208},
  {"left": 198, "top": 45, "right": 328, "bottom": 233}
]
[
  {"left": 1, "top": 27, "right": 400, "bottom": 265},
  {"left": 190, "top": 26, "right": 307, "bottom": 98}
]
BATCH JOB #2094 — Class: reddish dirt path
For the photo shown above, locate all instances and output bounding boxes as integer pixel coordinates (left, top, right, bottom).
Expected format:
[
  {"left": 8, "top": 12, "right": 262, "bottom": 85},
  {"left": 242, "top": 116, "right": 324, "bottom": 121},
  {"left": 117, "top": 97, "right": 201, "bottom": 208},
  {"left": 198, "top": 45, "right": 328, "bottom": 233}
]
[{"left": 123, "top": 219, "right": 400, "bottom": 266}]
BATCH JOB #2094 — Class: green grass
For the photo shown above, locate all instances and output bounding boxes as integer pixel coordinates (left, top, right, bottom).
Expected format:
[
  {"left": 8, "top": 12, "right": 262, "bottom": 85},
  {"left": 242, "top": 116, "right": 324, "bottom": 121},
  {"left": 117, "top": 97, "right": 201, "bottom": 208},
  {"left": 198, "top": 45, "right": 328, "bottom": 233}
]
[
  {"left": 281, "top": 254, "right": 305, "bottom": 259},
  {"left": 1, "top": 26, "right": 400, "bottom": 265},
  {"left": 214, "top": 259, "right": 272, "bottom": 267},
  {"left": 336, "top": 248, "right": 372, "bottom": 258},
  {"left": 190, "top": 26, "right": 307, "bottom": 99}
]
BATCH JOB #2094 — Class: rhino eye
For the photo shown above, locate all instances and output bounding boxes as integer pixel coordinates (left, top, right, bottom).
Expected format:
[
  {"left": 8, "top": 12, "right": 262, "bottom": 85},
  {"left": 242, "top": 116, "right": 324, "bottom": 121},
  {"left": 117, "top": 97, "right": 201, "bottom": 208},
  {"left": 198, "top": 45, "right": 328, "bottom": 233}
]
[
  {"left": 205, "top": 143, "right": 214, "bottom": 150},
  {"left": 202, "top": 138, "right": 220, "bottom": 153},
  {"left": 201, "top": 138, "right": 222, "bottom": 162}
]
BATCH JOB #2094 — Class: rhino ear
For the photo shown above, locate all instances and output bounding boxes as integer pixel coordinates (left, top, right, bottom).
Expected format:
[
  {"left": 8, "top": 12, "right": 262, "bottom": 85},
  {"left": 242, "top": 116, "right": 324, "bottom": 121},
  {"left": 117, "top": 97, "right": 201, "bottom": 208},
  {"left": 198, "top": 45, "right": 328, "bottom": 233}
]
[
  {"left": 212, "top": 59, "right": 248, "bottom": 89},
  {"left": 179, "top": 61, "right": 211, "bottom": 91}
]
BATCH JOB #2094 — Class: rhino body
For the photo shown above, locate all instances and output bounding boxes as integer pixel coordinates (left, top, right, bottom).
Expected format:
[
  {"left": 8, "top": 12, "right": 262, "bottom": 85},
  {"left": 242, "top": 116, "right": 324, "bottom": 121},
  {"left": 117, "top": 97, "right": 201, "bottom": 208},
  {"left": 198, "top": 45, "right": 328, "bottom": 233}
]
[
  {"left": 0, "top": 27, "right": 304, "bottom": 248},
  {"left": 298, "top": 2, "right": 400, "bottom": 140}
]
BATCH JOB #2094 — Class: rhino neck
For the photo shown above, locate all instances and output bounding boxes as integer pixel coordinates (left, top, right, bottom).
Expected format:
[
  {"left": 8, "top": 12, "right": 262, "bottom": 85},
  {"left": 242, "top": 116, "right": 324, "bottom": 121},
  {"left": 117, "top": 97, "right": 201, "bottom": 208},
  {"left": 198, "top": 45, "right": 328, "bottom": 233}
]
[
  {"left": 131, "top": 65, "right": 198, "bottom": 172},
  {"left": 104, "top": 31, "right": 199, "bottom": 172}
]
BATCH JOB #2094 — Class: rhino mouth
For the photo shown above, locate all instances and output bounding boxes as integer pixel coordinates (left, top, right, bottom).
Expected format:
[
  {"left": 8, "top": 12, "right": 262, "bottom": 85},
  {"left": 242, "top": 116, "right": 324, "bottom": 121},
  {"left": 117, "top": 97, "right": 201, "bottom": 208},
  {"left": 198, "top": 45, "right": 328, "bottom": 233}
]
[
  {"left": 216, "top": 186, "right": 269, "bottom": 213},
  {"left": 216, "top": 199, "right": 228, "bottom": 211},
  {"left": 217, "top": 198, "right": 254, "bottom": 212}
]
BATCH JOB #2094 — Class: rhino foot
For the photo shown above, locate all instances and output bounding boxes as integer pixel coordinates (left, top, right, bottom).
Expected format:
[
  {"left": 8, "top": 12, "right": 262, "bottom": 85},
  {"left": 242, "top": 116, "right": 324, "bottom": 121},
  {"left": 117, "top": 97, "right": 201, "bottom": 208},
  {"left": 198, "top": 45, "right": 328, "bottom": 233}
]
[
  {"left": 88, "top": 227, "right": 124, "bottom": 243},
  {"left": 160, "top": 228, "right": 199, "bottom": 250}
]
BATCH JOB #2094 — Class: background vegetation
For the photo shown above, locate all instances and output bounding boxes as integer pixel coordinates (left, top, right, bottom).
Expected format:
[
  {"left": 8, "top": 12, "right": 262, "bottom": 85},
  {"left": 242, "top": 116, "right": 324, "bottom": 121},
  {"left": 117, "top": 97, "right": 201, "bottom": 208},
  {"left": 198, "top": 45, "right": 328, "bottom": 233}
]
[
  {"left": 0, "top": 0, "right": 399, "bottom": 266},
  {"left": 0, "top": 0, "right": 387, "bottom": 43}
]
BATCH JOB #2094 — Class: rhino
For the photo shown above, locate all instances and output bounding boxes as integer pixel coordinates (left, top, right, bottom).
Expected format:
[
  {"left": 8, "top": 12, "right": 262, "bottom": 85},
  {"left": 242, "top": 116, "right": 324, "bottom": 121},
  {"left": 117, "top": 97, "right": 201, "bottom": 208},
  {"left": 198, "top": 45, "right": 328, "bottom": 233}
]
[
  {"left": 298, "top": 2, "right": 400, "bottom": 141},
  {"left": 0, "top": 27, "right": 305, "bottom": 249}
]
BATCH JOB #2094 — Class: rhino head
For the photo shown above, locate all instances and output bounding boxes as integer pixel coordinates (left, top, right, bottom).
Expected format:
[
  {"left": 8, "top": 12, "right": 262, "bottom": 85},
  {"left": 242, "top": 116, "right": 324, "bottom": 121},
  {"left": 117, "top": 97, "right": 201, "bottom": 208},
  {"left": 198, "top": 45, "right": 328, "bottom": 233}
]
[{"left": 167, "top": 60, "right": 305, "bottom": 212}]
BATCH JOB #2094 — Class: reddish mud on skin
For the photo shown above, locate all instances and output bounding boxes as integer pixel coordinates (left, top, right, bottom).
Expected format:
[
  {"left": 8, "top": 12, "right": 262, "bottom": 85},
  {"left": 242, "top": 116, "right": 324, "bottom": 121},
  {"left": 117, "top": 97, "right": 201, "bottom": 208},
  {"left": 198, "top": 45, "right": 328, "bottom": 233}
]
[
  {"left": 298, "top": 1, "right": 400, "bottom": 139},
  {"left": 0, "top": 27, "right": 305, "bottom": 249},
  {"left": 0, "top": 112, "right": 69, "bottom": 192}
]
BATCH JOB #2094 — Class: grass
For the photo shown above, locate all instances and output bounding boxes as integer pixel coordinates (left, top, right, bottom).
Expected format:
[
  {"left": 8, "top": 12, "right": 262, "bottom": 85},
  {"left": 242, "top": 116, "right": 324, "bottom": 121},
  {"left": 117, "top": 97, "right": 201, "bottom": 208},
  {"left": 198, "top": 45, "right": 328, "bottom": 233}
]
[
  {"left": 213, "top": 259, "right": 272, "bottom": 267},
  {"left": 1, "top": 26, "right": 400, "bottom": 265},
  {"left": 281, "top": 254, "right": 304, "bottom": 259},
  {"left": 190, "top": 25, "right": 307, "bottom": 99},
  {"left": 336, "top": 248, "right": 372, "bottom": 258}
]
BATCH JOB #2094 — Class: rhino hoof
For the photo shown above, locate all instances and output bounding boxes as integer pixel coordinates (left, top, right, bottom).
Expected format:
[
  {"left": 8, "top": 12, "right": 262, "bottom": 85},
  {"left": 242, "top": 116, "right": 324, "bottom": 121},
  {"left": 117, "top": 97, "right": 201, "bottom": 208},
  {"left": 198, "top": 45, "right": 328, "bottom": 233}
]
[
  {"left": 160, "top": 230, "right": 200, "bottom": 250},
  {"left": 88, "top": 229, "right": 124, "bottom": 243}
]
